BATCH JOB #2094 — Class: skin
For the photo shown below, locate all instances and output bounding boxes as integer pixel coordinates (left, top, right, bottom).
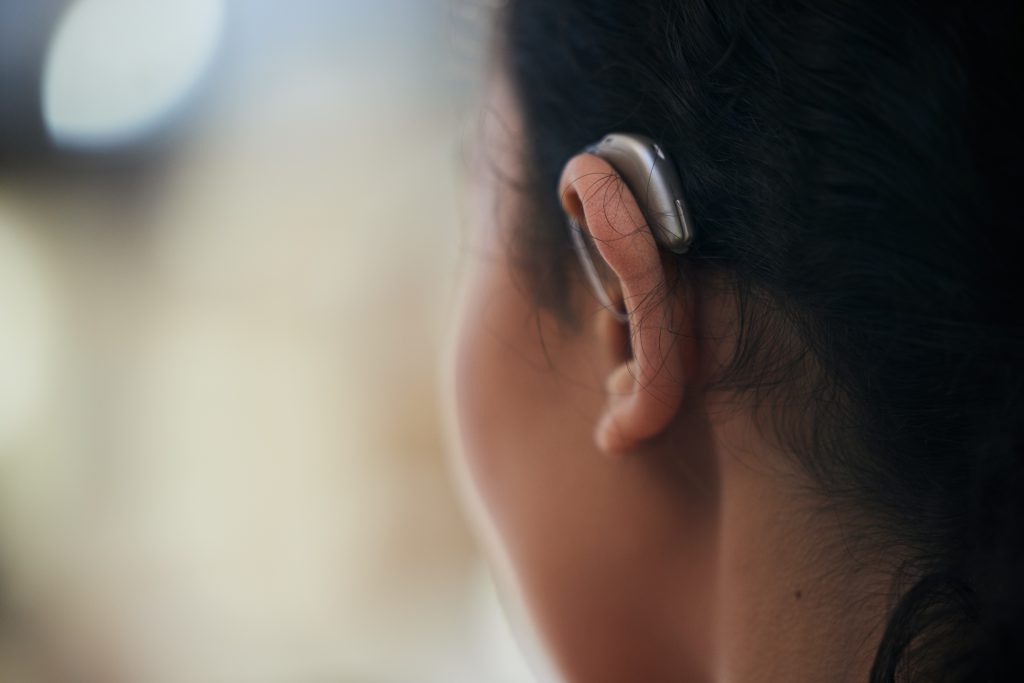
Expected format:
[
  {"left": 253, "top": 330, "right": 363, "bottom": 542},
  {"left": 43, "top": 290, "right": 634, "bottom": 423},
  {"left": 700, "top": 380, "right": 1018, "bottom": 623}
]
[{"left": 445, "top": 76, "right": 894, "bottom": 682}]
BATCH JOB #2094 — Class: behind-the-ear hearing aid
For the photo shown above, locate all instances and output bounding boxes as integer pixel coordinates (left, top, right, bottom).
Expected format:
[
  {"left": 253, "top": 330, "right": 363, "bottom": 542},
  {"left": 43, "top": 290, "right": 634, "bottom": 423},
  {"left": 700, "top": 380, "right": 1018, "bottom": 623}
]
[
  {"left": 566, "top": 132, "right": 694, "bottom": 321},
  {"left": 584, "top": 133, "right": 694, "bottom": 253}
]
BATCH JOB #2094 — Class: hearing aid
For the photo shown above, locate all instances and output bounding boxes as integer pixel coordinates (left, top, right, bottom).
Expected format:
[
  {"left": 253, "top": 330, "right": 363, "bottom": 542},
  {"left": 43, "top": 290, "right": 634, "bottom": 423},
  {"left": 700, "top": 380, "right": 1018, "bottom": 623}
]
[
  {"left": 584, "top": 133, "right": 694, "bottom": 254},
  {"left": 566, "top": 132, "right": 694, "bottom": 322}
]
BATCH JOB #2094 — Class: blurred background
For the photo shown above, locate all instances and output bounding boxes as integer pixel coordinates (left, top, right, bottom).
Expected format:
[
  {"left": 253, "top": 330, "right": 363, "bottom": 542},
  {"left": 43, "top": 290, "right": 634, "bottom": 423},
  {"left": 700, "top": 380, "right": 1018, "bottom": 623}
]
[{"left": 0, "top": 1, "right": 536, "bottom": 681}]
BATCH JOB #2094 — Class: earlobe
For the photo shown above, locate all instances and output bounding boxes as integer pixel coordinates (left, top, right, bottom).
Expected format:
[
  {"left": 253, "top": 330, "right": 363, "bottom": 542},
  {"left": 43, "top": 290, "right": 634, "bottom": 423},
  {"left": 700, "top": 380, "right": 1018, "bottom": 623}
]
[{"left": 559, "top": 154, "right": 692, "bottom": 456}]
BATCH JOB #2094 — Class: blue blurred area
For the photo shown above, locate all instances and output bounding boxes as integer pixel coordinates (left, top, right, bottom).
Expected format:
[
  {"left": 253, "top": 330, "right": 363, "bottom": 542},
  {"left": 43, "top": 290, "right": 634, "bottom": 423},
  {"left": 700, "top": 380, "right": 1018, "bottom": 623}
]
[{"left": 0, "top": 0, "right": 467, "bottom": 160}]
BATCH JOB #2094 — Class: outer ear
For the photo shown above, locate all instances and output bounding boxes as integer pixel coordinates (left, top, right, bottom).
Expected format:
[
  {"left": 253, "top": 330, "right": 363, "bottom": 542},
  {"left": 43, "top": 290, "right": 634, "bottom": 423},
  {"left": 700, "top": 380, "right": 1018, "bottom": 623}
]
[{"left": 559, "top": 153, "right": 693, "bottom": 455}]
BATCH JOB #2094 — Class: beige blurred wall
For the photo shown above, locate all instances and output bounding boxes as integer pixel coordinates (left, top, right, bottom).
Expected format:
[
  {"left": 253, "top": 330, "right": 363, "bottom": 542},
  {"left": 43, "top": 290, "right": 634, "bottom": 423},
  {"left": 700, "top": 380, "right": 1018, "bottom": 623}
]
[{"left": 0, "top": 1, "right": 534, "bottom": 681}]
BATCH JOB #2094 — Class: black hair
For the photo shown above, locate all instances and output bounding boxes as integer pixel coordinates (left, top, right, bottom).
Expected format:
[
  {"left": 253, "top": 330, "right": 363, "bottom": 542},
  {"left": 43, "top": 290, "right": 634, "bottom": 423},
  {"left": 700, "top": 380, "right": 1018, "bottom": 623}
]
[{"left": 498, "top": 0, "right": 1024, "bottom": 679}]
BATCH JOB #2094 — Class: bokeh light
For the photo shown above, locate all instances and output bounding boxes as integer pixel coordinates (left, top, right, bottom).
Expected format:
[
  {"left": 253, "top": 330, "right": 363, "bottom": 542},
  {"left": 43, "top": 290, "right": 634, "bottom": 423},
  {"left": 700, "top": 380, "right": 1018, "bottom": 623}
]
[{"left": 42, "top": 0, "right": 224, "bottom": 150}]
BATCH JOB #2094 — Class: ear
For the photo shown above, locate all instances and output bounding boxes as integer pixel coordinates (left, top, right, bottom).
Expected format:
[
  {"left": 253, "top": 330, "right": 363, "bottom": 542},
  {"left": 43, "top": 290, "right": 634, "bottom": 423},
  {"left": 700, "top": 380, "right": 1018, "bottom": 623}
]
[{"left": 559, "top": 153, "right": 695, "bottom": 456}]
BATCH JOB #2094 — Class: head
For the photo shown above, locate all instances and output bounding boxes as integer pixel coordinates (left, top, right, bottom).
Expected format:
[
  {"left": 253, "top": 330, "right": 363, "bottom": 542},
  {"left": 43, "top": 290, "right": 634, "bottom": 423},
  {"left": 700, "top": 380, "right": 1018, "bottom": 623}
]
[{"left": 447, "top": 1, "right": 1024, "bottom": 681}]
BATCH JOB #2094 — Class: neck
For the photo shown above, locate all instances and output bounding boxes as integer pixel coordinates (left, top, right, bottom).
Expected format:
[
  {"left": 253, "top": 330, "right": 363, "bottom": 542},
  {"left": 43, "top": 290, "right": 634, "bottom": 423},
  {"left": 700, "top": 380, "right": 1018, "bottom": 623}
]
[{"left": 710, "top": 413, "right": 892, "bottom": 682}]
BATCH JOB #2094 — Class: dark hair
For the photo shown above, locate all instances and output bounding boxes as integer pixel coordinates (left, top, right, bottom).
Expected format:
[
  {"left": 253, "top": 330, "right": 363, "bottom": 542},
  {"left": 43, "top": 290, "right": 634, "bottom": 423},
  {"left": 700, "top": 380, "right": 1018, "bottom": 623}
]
[{"left": 498, "top": 0, "right": 1024, "bottom": 679}]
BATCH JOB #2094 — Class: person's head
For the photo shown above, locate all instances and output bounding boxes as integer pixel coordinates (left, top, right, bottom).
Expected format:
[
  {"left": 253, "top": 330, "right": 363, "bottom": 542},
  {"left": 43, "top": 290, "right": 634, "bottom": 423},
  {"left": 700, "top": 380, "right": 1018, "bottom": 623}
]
[{"left": 448, "top": 1, "right": 1023, "bottom": 680}]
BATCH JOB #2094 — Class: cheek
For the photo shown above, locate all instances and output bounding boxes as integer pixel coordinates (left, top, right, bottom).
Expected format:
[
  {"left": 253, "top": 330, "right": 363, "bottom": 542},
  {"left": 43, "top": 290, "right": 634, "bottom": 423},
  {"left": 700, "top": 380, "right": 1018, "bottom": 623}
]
[
  {"left": 450, "top": 254, "right": 594, "bottom": 521},
  {"left": 447, "top": 257, "right": 712, "bottom": 680}
]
